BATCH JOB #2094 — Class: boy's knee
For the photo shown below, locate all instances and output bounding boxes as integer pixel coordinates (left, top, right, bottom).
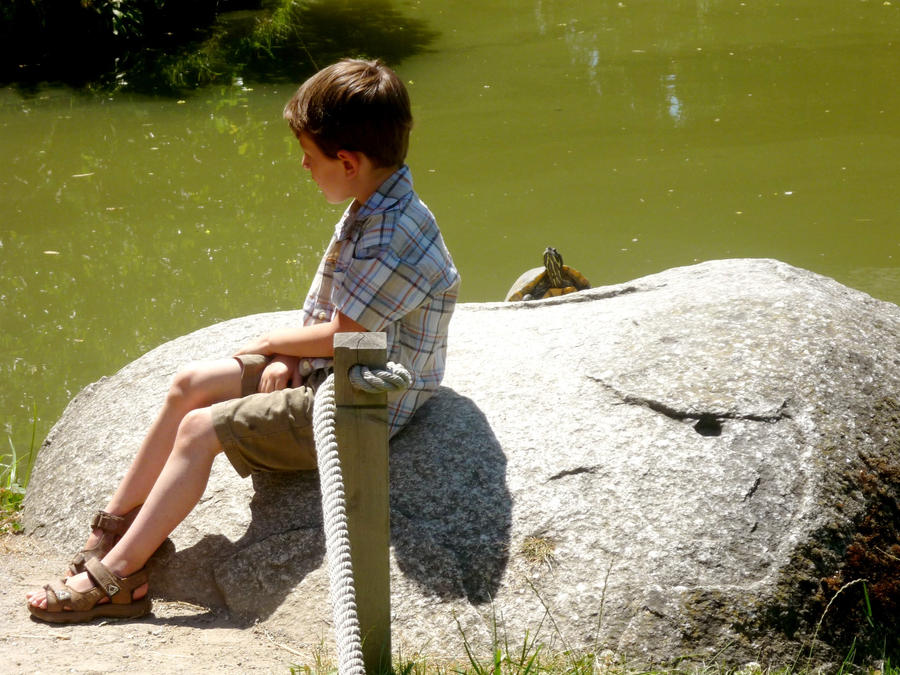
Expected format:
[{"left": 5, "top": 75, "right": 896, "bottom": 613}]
[
  {"left": 178, "top": 407, "right": 212, "bottom": 436},
  {"left": 174, "top": 408, "right": 221, "bottom": 458},
  {"left": 167, "top": 362, "right": 212, "bottom": 409}
]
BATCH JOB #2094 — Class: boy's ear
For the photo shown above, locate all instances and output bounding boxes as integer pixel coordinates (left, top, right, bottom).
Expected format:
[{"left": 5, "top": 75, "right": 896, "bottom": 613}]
[{"left": 336, "top": 149, "right": 361, "bottom": 178}]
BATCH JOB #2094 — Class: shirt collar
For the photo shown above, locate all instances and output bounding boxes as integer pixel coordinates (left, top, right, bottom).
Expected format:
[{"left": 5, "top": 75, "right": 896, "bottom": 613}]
[{"left": 334, "top": 165, "right": 413, "bottom": 240}]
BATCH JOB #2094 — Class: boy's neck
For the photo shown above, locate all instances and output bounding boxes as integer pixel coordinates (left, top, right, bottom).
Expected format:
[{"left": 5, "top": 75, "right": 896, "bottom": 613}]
[{"left": 352, "top": 163, "right": 400, "bottom": 205}]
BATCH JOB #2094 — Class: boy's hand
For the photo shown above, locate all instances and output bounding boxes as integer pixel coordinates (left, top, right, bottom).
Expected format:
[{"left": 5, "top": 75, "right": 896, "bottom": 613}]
[{"left": 258, "top": 355, "right": 300, "bottom": 392}]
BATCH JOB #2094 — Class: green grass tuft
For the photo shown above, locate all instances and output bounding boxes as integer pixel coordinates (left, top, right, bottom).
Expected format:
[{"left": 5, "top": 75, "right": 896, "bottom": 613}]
[
  {"left": 1, "top": 403, "right": 38, "bottom": 534},
  {"left": 285, "top": 565, "right": 898, "bottom": 674}
]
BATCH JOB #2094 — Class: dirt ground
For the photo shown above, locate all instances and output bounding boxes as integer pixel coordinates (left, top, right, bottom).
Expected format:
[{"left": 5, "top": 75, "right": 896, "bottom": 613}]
[{"left": 0, "top": 534, "right": 328, "bottom": 674}]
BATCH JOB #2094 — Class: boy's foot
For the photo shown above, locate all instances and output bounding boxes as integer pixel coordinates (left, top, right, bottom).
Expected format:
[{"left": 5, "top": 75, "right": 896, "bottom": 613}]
[
  {"left": 27, "top": 558, "right": 150, "bottom": 624},
  {"left": 26, "top": 567, "right": 149, "bottom": 607}
]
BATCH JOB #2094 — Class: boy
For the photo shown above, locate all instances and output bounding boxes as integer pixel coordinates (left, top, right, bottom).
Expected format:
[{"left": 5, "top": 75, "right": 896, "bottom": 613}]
[{"left": 27, "top": 58, "right": 460, "bottom": 622}]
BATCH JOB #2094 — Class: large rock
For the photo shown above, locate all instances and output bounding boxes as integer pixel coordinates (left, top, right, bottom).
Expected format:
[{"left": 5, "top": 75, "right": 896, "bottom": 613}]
[{"left": 24, "top": 259, "right": 900, "bottom": 668}]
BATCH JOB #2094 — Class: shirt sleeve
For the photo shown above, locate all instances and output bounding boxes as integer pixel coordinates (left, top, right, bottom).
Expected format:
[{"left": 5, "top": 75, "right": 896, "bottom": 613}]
[{"left": 332, "top": 244, "right": 431, "bottom": 332}]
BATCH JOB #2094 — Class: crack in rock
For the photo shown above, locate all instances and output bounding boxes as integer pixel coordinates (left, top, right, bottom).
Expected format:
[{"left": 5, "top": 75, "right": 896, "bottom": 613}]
[
  {"left": 503, "top": 284, "right": 645, "bottom": 309},
  {"left": 744, "top": 476, "right": 762, "bottom": 501},
  {"left": 548, "top": 465, "right": 600, "bottom": 481},
  {"left": 587, "top": 375, "right": 790, "bottom": 435}
]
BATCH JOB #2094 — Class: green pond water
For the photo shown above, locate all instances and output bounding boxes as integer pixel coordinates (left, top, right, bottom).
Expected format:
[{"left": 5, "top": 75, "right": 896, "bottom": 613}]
[{"left": 2, "top": 0, "right": 899, "bottom": 462}]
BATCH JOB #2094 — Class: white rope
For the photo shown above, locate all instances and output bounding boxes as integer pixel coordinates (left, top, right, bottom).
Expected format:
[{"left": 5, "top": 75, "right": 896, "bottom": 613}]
[
  {"left": 313, "top": 361, "right": 411, "bottom": 675},
  {"left": 348, "top": 364, "right": 412, "bottom": 393}
]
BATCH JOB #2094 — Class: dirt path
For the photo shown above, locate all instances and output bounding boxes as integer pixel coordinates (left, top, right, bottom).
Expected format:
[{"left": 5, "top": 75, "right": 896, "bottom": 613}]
[{"left": 0, "top": 534, "right": 322, "bottom": 674}]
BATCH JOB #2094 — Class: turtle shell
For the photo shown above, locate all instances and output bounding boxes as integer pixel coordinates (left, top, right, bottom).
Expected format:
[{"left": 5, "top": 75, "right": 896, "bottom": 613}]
[
  {"left": 504, "top": 266, "right": 545, "bottom": 301},
  {"left": 504, "top": 265, "right": 590, "bottom": 301}
]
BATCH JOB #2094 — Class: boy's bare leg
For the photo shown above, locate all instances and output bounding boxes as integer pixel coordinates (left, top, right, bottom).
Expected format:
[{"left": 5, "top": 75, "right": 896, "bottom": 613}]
[
  {"left": 104, "top": 358, "right": 243, "bottom": 515},
  {"left": 28, "top": 405, "right": 224, "bottom": 608},
  {"left": 27, "top": 357, "right": 243, "bottom": 602},
  {"left": 107, "top": 406, "right": 224, "bottom": 573}
]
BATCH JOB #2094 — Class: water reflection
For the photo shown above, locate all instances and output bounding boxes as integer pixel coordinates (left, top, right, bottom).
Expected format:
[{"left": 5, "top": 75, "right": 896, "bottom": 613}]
[
  {"left": 1, "top": 0, "right": 437, "bottom": 95},
  {"left": 665, "top": 71, "right": 684, "bottom": 125},
  {"left": 290, "top": 0, "right": 438, "bottom": 70},
  {"left": 532, "top": 0, "right": 899, "bottom": 140}
]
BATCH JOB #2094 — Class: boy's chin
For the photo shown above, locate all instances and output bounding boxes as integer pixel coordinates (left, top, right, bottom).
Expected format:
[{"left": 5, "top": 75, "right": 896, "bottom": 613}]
[{"left": 324, "top": 194, "right": 353, "bottom": 205}]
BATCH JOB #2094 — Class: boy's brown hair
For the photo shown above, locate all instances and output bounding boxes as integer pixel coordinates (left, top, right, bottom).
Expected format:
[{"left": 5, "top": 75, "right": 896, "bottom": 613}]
[{"left": 284, "top": 59, "right": 413, "bottom": 169}]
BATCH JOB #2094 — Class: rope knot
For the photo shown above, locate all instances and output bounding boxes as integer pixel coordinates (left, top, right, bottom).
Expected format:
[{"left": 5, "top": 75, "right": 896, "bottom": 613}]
[{"left": 348, "top": 361, "right": 412, "bottom": 394}]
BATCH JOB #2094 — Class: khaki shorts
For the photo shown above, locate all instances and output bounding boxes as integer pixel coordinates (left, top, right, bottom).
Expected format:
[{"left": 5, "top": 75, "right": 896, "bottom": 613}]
[{"left": 211, "top": 354, "right": 327, "bottom": 477}]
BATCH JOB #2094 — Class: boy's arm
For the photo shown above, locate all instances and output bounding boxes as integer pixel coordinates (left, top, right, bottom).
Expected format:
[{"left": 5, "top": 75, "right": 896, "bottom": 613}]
[{"left": 234, "top": 311, "right": 367, "bottom": 358}]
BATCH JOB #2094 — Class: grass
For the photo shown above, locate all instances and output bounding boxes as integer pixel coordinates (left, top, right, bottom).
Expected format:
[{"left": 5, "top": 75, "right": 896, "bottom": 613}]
[
  {"left": 290, "top": 645, "right": 900, "bottom": 675},
  {"left": 286, "top": 572, "right": 897, "bottom": 675},
  {"left": 1, "top": 403, "right": 38, "bottom": 534}
]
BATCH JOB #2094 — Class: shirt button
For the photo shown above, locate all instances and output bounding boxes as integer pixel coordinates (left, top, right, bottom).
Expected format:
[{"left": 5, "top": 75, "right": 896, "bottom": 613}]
[{"left": 316, "top": 310, "right": 327, "bottom": 321}]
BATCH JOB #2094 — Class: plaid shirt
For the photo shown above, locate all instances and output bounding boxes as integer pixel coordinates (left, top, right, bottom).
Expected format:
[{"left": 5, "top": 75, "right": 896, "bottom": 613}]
[{"left": 301, "top": 165, "right": 460, "bottom": 434}]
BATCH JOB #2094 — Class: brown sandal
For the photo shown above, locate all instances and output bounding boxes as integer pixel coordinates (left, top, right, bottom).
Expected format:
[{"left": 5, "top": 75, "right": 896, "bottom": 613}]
[
  {"left": 68, "top": 507, "right": 141, "bottom": 576},
  {"left": 29, "top": 557, "right": 150, "bottom": 624}
]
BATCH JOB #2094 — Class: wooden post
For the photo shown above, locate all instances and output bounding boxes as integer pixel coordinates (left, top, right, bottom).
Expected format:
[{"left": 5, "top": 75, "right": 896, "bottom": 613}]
[{"left": 333, "top": 332, "right": 391, "bottom": 674}]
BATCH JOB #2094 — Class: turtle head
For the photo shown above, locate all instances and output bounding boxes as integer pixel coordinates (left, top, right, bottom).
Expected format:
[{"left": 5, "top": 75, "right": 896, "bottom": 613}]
[{"left": 543, "top": 247, "right": 564, "bottom": 287}]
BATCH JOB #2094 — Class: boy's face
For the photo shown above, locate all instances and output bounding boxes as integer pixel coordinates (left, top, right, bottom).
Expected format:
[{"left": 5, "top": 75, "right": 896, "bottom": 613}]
[{"left": 298, "top": 132, "right": 353, "bottom": 204}]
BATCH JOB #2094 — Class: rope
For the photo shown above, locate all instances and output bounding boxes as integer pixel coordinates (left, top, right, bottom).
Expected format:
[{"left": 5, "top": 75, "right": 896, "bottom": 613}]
[
  {"left": 313, "top": 361, "right": 411, "bottom": 675},
  {"left": 348, "top": 364, "right": 412, "bottom": 394}
]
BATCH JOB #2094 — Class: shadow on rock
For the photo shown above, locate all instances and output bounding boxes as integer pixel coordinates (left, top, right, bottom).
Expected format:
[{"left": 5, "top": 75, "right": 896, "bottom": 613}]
[
  {"left": 149, "top": 387, "right": 510, "bottom": 620},
  {"left": 390, "top": 387, "right": 511, "bottom": 603},
  {"left": 149, "top": 470, "right": 326, "bottom": 624}
]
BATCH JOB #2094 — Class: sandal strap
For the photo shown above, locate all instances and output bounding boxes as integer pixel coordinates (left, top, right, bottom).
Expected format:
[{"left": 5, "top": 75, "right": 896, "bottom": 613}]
[
  {"left": 43, "top": 580, "right": 69, "bottom": 612},
  {"left": 84, "top": 557, "right": 148, "bottom": 605},
  {"left": 89, "top": 510, "right": 129, "bottom": 536},
  {"left": 43, "top": 577, "right": 105, "bottom": 612},
  {"left": 69, "top": 506, "right": 142, "bottom": 577}
]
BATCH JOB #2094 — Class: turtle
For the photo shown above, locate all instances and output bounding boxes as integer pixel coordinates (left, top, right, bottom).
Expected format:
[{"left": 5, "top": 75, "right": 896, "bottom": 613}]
[{"left": 504, "top": 247, "right": 591, "bottom": 301}]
